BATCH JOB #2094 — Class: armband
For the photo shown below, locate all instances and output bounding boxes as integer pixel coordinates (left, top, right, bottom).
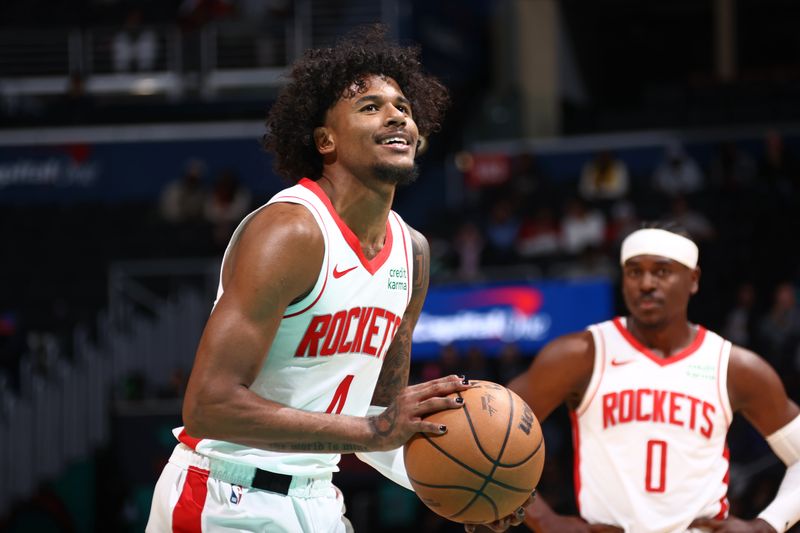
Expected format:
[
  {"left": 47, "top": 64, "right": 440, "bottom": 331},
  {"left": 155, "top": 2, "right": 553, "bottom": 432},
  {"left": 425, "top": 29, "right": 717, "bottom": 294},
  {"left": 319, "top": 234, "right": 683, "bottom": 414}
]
[{"left": 766, "top": 413, "right": 800, "bottom": 466}]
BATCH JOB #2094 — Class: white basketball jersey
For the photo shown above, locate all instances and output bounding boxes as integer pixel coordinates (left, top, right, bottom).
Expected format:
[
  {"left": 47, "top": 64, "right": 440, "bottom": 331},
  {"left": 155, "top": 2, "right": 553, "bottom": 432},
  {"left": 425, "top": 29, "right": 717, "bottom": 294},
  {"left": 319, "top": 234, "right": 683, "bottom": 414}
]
[
  {"left": 573, "top": 317, "right": 733, "bottom": 533},
  {"left": 176, "top": 178, "right": 414, "bottom": 475}
]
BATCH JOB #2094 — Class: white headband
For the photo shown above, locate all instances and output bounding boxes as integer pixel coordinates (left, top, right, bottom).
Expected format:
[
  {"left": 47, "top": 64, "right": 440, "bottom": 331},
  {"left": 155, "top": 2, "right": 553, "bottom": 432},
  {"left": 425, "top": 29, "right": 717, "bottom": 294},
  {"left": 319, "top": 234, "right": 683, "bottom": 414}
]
[{"left": 620, "top": 229, "right": 698, "bottom": 269}]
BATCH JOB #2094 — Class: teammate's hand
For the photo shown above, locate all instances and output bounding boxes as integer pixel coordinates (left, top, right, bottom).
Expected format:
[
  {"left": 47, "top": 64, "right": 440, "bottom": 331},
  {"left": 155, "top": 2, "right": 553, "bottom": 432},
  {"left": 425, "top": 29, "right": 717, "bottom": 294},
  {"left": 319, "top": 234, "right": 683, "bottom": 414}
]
[
  {"left": 463, "top": 493, "right": 535, "bottom": 532},
  {"left": 369, "top": 374, "right": 472, "bottom": 451},
  {"left": 689, "top": 516, "right": 777, "bottom": 532}
]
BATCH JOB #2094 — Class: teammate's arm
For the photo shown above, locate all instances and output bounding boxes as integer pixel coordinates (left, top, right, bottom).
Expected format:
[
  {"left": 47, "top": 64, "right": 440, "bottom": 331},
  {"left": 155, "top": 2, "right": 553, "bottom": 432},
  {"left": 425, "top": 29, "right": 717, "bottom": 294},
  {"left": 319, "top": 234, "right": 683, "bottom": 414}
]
[
  {"left": 508, "top": 332, "right": 623, "bottom": 533},
  {"left": 181, "top": 204, "right": 468, "bottom": 453},
  {"left": 691, "top": 346, "right": 800, "bottom": 533}
]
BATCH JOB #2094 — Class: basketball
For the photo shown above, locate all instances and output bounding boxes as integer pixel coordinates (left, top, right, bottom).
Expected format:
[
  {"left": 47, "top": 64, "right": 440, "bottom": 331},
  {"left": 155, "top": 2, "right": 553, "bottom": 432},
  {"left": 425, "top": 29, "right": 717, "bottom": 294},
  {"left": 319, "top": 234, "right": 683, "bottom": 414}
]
[{"left": 403, "top": 380, "right": 545, "bottom": 525}]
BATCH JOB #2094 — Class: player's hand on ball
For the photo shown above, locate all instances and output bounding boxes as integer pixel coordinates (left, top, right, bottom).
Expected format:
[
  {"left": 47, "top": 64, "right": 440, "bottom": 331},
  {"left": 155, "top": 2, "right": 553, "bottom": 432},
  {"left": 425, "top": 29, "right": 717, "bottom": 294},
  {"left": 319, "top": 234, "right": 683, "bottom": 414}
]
[
  {"left": 369, "top": 374, "right": 472, "bottom": 451},
  {"left": 463, "top": 493, "right": 534, "bottom": 532}
]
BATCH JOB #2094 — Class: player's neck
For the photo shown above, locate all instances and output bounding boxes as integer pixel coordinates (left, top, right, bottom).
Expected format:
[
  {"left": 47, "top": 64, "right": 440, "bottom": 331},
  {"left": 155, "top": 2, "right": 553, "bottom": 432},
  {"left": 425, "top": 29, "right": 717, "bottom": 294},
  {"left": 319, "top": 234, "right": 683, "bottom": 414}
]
[
  {"left": 626, "top": 316, "right": 696, "bottom": 358},
  {"left": 317, "top": 172, "right": 395, "bottom": 258}
]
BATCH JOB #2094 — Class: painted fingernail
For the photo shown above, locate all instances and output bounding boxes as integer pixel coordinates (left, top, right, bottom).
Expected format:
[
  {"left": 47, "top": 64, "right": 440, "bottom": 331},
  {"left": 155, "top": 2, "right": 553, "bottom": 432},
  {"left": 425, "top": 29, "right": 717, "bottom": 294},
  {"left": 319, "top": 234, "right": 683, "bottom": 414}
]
[
  {"left": 458, "top": 374, "right": 465, "bottom": 379},
  {"left": 455, "top": 396, "right": 464, "bottom": 404},
  {"left": 462, "top": 377, "right": 469, "bottom": 385},
  {"left": 439, "top": 425, "right": 447, "bottom": 433}
]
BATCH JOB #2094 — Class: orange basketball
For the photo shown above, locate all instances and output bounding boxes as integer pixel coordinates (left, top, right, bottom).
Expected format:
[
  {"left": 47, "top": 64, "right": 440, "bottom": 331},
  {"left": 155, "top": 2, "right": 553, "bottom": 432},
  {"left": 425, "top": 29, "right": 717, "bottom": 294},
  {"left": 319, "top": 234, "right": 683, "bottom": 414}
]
[{"left": 403, "top": 380, "right": 545, "bottom": 525}]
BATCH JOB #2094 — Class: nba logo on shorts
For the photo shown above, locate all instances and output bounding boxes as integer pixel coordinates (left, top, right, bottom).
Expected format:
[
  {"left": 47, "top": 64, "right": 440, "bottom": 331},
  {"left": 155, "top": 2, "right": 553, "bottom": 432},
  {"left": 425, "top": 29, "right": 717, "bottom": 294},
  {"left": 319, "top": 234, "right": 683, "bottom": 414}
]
[{"left": 230, "top": 485, "right": 243, "bottom": 504}]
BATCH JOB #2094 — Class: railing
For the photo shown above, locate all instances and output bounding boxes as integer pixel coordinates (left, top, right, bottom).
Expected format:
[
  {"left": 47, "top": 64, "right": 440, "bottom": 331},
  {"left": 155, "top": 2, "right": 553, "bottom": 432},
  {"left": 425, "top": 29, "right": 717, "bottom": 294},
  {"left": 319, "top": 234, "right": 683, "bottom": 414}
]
[
  {"left": 0, "top": 258, "right": 219, "bottom": 517},
  {"left": 0, "top": 0, "right": 398, "bottom": 99}
]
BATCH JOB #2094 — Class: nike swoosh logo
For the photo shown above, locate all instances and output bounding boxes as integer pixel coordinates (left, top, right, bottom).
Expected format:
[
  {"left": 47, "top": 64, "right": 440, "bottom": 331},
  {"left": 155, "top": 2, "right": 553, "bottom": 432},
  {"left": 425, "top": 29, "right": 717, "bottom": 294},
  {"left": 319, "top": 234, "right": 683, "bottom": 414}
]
[
  {"left": 611, "top": 358, "right": 635, "bottom": 366},
  {"left": 332, "top": 265, "right": 358, "bottom": 279}
]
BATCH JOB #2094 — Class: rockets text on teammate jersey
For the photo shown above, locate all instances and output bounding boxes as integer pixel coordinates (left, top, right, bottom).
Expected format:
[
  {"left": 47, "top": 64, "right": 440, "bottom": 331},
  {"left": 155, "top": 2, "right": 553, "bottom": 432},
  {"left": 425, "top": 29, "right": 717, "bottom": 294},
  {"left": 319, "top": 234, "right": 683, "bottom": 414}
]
[
  {"left": 295, "top": 306, "right": 403, "bottom": 358},
  {"left": 601, "top": 388, "right": 716, "bottom": 439}
]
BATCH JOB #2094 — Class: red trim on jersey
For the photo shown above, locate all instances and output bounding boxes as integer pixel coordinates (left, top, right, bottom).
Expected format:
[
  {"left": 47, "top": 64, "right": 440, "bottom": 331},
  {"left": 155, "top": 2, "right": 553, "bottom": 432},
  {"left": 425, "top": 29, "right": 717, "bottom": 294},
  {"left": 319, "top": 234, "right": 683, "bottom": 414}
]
[
  {"left": 577, "top": 327, "right": 605, "bottom": 417},
  {"left": 392, "top": 211, "right": 412, "bottom": 307},
  {"left": 278, "top": 194, "right": 330, "bottom": 319},
  {"left": 300, "top": 178, "right": 393, "bottom": 274},
  {"left": 172, "top": 465, "right": 209, "bottom": 532},
  {"left": 177, "top": 428, "right": 202, "bottom": 450},
  {"left": 568, "top": 410, "right": 582, "bottom": 514},
  {"left": 716, "top": 342, "right": 731, "bottom": 426},
  {"left": 715, "top": 445, "right": 731, "bottom": 519},
  {"left": 612, "top": 317, "right": 707, "bottom": 367}
]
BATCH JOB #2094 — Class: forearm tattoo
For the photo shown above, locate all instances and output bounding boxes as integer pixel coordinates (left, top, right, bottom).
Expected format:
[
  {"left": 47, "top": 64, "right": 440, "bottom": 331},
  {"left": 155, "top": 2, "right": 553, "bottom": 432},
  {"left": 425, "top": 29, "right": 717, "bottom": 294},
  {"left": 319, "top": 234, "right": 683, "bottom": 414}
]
[
  {"left": 263, "top": 442, "right": 368, "bottom": 452},
  {"left": 371, "top": 230, "right": 429, "bottom": 406},
  {"left": 371, "top": 324, "right": 411, "bottom": 406},
  {"left": 369, "top": 402, "right": 398, "bottom": 438}
]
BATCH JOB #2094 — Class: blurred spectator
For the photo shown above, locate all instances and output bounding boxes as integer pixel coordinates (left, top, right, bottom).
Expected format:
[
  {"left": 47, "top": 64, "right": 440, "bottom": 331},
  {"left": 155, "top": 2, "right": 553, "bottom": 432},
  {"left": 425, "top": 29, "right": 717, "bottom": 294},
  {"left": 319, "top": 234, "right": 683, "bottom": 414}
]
[
  {"left": 496, "top": 343, "right": 527, "bottom": 385},
  {"left": 158, "top": 367, "right": 188, "bottom": 399},
  {"left": 439, "top": 344, "right": 463, "bottom": 377},
  {"left": 465, "top": 346, "right": 491, "bottom": 381},
  {"left": 483, "top": 198, "right": 521, "bottom": 265},
  {"left": 667, "top": 196, "right": 716, "bottom": 242},
  {"left": 709, "top": 141, "right": 757, "bottom": 192},
  {"left": 50, "top": 73, "right": 95, "bottom": 125},
  {"left": 560, "top": 197, "right": 606, "bottom": 255},
  {"left": 417, "top": 344, "right": 463, "bottom": 384},
  {"left": 205, "top": 169, "right": 252, "bottom": 246},
  {"left": 112, "top": 9, "right": 159, "bottom": 72},
  {"left": 757, "top": 282, "right": 800, "bottom": 373},
  {"left": 516, "top": 206, "right": 560, "bottom": 259},
  {"left": 452, "top": 221, "right": 484, "bottom": 280},
  {"left": 234, "top": 0, "right": 292, "bottom": 67},
  {"left": 558, "top": 246, "right": 616, "bottom": 280},
  {"left": 179, "top": 0, "right": 235, "bottom": 30},
  {"left": 0, "top": 311, "right": 25, "bottom": 391},
  {"left": 759, "top": 129, "right": 800, "bottom": 197},
  {"left": 651, "top": 143, "right": 705, "bottom": 197},
  {"left": 606, "top": 200, "right": 640, "bottom": 249},
  {"left": 578, "top": 150, "right": 629, "bottom": 202},
  {"left": 508, "top": 152, "right": 546, "bottom": 205},
  {"left": 159, "top": 159, "right": 208, "bottom": 223},
  {"left": 723, "top": 283, "right": 758, "bottom": 348}
]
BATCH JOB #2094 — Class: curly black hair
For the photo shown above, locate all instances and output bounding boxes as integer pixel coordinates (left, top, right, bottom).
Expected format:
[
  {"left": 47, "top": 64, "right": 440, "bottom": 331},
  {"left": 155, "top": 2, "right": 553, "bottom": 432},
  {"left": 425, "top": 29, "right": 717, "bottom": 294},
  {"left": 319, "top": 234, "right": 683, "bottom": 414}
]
[{"left": 263, "top": 24, "right": 450, "bottom": 182}]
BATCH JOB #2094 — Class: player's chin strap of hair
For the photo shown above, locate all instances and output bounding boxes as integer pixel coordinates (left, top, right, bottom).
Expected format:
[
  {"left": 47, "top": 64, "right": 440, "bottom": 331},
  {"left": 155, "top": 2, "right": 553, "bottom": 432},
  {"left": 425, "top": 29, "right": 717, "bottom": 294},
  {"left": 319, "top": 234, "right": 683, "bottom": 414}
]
[
  {"left": 354, "top": 405, "right": 414, "bottom": 491},
  {"left": 758, "top": 413, "right": 800, "bottom": 532},
  {"left": 620, "top": 228, "right": 698, "bottom": 269}
]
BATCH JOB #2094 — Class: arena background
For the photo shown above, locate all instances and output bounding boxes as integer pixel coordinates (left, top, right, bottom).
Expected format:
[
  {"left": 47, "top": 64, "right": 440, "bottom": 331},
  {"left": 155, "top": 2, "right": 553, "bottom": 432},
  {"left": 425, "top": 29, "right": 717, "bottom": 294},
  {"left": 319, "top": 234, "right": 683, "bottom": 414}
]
[{"left": 1, "top": 1, "right": 799, "bottom": 531}]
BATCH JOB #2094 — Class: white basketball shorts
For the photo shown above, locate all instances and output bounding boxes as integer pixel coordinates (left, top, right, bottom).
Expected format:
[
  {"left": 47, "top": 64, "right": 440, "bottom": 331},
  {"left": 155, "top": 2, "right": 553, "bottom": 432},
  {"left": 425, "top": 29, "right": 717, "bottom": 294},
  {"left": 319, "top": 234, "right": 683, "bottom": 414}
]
[{"left": 146, "top": 444, "right": 354, "bottom": 533}]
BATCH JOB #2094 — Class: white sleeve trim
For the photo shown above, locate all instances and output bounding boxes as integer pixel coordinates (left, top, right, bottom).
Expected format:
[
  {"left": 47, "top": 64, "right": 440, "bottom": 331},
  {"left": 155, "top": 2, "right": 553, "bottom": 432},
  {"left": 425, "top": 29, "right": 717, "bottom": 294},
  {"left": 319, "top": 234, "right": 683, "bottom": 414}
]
[
  {"left": 757, "top": 459, "right": 800, "bottom": 532},
  {"left": 757, "top": 414, "right": 800, "bottom": 532}
]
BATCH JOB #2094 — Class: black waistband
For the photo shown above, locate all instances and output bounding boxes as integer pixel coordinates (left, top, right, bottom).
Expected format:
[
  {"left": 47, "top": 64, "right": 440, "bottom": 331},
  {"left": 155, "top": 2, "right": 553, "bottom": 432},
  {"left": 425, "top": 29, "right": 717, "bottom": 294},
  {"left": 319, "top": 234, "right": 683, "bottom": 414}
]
[{"left": 251, "top": 468, "right": 293, "bottom": 495}]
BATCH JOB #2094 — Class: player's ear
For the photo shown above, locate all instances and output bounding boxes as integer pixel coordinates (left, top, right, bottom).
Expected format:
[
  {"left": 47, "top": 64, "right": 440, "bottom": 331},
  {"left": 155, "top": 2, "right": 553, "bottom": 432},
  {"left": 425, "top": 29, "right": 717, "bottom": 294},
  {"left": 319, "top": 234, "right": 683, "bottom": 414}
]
[
  {"left": 313, "top": 127, "right": 335, "bottom": 155},
  {"left": 690, "top": 266, "right": 701, "bottom": 295}
]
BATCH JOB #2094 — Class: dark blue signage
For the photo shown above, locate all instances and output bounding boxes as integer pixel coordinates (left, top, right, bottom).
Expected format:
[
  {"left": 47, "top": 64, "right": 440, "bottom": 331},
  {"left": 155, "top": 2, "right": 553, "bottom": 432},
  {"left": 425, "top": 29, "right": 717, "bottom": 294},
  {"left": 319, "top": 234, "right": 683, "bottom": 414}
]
[
  {"left": 412, "top": 279, "right": 613, "bottom": 358},
  {"left": 0, "top": 139, "right": 281, "bottom": 204}
]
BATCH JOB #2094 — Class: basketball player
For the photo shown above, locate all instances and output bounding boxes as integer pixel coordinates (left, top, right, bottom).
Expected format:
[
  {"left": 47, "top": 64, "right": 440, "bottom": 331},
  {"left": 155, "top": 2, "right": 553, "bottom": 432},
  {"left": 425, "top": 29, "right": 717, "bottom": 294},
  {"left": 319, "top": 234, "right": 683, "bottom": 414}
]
[
  {"left": 146, "top": 26, "right": 527, "bottom": 532},
  {"left": 509, "top": 223, "right": 800, "bottom": 533}
]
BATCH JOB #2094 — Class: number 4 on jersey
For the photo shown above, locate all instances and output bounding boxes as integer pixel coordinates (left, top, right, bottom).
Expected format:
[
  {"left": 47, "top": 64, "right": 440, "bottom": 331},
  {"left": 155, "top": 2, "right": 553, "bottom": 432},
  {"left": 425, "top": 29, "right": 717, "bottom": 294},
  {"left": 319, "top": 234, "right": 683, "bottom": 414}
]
[{"left": 325, "top": 375, "right": 354, "bottom": 414}]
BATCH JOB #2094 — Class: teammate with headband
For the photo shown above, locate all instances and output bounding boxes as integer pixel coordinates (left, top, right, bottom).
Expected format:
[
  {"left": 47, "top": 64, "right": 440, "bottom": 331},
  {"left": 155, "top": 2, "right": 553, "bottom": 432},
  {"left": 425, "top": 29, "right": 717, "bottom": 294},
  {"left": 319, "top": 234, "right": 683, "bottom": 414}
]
[{"left": 509, "top": 221, "right": 800, "bottom": 532}]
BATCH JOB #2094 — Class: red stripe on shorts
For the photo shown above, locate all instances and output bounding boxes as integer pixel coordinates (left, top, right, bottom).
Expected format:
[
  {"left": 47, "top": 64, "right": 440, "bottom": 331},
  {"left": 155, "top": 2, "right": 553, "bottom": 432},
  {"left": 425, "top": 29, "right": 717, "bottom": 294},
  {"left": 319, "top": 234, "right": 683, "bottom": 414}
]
[{"left": 172, "top": 466, "right": 209, "bottom": 533}]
